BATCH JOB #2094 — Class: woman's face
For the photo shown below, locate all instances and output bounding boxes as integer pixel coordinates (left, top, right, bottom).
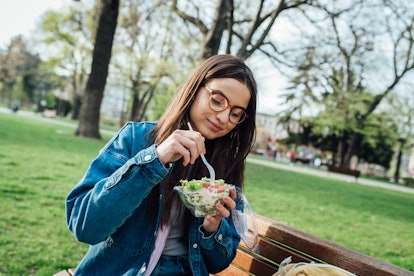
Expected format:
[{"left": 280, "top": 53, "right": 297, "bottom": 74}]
[{"left": 189, "top": 78, "right": 251, "bottom": 140}]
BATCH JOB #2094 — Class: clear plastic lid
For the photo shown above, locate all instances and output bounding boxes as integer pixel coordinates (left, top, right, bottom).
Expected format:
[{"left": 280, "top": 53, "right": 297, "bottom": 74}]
[{"left": 231, "top": 193, "right": 258, "bottom": 251}]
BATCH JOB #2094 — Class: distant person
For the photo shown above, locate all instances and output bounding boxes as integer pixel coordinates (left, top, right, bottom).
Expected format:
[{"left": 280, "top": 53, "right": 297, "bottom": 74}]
[
  {"left": 266, "top": 137, "right": 274, "bottom": 159},
  {"left": 65, "top": 54, "right": 258, "bottom": 275},
  {"left": 272, "top": 139, "right": 279, "bottom": 160},
  {"left": 289, "top": 149, "right": 296, "bottom": 162},
  {"left": 11, "top": 104, "right": 19, "bottom": 113}
]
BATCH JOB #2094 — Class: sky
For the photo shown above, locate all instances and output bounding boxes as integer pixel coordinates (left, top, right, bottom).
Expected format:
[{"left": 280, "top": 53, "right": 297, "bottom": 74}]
[
  {"left": 0, "top": 0, "right": 282, "bottom": 114},
  {"left": 0, "top": 1, "right": 72, "bottom": 47}
]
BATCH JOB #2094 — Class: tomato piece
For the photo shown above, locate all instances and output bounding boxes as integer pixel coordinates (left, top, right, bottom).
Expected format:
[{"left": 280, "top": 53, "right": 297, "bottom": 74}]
[{"left": 203, "top": 182, "right": 226, "bottom": 193}]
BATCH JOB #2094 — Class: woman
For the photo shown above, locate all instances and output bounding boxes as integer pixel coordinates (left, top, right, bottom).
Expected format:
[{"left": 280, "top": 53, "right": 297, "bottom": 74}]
[{"left": 66, "top": 54, "right": 257, "bottom": 275}]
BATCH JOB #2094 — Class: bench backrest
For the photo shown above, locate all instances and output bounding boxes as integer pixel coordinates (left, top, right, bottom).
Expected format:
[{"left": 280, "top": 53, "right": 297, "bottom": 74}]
[
  {"left": 327, "top": 165, "right": 360, "bottom": 177},
  {"left": 216, "top": 214, "right": 413, "bottom": 276}
]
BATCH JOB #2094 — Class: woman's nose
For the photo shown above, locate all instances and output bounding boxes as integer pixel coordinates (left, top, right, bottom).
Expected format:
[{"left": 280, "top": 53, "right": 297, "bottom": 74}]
[{"left": 215, "top": 109, "right": 230, "bottom": 123}]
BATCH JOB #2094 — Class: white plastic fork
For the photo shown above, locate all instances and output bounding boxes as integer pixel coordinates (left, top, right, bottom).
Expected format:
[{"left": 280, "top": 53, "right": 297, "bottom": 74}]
[{"left": 187, "top": 122, "right": 216, "bottom": 184}]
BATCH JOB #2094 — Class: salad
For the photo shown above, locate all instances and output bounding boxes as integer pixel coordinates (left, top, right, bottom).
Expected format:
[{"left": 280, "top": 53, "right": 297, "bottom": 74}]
[{"left": 174, "top": 177, "right": 232, "bottom": 217}]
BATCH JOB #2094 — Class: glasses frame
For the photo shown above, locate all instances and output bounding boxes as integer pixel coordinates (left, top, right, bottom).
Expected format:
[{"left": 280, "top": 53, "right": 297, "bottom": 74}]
[{"left": 204, "top": 86, "right": 248, "bottom": 124}]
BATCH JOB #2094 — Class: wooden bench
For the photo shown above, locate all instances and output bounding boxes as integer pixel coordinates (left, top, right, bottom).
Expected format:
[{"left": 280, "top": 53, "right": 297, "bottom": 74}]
[
  {"left": 327, "top": 165, "right": 361, "bottom": 180},
  {"left": 216, "top": 214, "right": 413, "bottom": 275},
  {"left": 55, "top": 214, "right": 413, "bottom": 276},
  {"left": 42, "top": 109, "right": 57, "bottom": 118}
]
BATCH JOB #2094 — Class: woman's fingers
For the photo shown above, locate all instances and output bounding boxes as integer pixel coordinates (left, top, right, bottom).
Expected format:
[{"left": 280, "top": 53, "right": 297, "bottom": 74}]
[
  {"left": 156, "top": 129, "right": 205, "bottom": 165},
  {"left": 222, "top": 195, "right": 236, "bottom": 210},
  {"left": 203, "top": 193, "right": 237, "bottom": 232},
  {"left": 215, "top": 203, "right": 231, "bottom": 218},
  {"left": 229, "top": 187, "right": 236, "bottom": 200},
  {"left": 216, "top": 196, "right": 235, "bottom": 217},
  {"left": 181, "top": 129, "right": 205, "bottom": 165},
  {"left": 186, "top": 129, "right": 206, "bottom": 158}
]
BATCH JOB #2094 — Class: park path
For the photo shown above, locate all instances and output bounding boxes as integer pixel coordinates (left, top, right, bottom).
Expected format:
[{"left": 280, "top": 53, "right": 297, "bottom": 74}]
[
  {"left": 0, "top": 107, "right": 116, "bottom": 136},
  {"left": 2, "top": 107, "right": 413, "bottom": 194},
  {"left": 247, "top": 157, "right": 414, "bottom": 194}
]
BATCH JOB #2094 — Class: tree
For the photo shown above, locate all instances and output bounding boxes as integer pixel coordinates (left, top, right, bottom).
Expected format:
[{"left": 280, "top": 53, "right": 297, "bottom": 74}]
[
  {"left": 75, "top": 0, "right": 119, "bottom": 139},
  {"left": 387, "top": 93, "right": 414, "bottom": 182},
  {"left": 51, "top": 0, "right": 315, "bottom": 135},
  {"left": 279, "top": 0, "right": 414, "bottom": 168},
  {"left": 0, "top": 36, "right": 42, "bottom": 107},
  {"left": 171, "top": 0, "right": 313, "bottom": 59},
  {"left": 38, "top": 4, "right": 95, "bottom": 119},
  {"left": 150, "top": 85, "right": 177, "bottom": 121},
  {"left": 282, "top": 112, "right": 397, "bottom": 170},
  {"left": 112, "top": 0, "right": 190, "bottom": 124},
  {"left": 0, "top": 36, "right": 26, "bottom": 104}
]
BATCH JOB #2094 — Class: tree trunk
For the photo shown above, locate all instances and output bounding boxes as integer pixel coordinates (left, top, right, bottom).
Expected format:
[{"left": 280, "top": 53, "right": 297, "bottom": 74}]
[
  {"left": 394, "top": 149, "right": 402, "bottom": 183},
  {"left": 129, "top": 88, "right": 139, "bottom": 122},
  {"left": 75, "top": 0, "right": 119, "bottom": 139},
  {"left": 336, "top": 131, "right": 346, "bottom": 166},
  {"left": 343, "top": 132, "right": 361, "bottom": 169},
  {"left": 394, "top": 139, "right": 406, "bottom": 183},
  {"left": 71, "top": 94, "right": 81, "bottom": 120},
  {"left": 201, "top": 0, "right": 228, "bottom": 59}
]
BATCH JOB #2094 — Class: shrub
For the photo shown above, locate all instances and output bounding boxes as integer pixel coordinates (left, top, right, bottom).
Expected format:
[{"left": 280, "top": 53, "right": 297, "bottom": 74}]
[{"left": 402, "top": 177, "right": 414, "bottom": 187}]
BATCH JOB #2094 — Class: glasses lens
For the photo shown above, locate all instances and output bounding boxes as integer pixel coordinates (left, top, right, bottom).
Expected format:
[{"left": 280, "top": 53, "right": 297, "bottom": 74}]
[
  {"left": 209, "top": 93, "right": 227, "bottom": 112},
  {"left": 208, "top": 89, "right": 247, "bottom": 124},
  {"left": 229, "top": 108, "right": 247, "bottom": 124}
]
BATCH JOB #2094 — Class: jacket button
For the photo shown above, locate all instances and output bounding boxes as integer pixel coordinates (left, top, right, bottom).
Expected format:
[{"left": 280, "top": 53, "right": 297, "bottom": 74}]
[
  {"left": 144, "top": 155, "right": 151, "bottom": 161},
  {"left": 193, "top": 243, "right": 198, "bottom": 249},
  {"left": 218, "top": 234, "right": 223, "bottom": 240}
]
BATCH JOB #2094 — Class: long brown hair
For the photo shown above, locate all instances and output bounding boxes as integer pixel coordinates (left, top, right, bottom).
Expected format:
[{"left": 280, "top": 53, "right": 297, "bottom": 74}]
[{"left": 151, "top": 54, "right": 257, "bottom": 225}]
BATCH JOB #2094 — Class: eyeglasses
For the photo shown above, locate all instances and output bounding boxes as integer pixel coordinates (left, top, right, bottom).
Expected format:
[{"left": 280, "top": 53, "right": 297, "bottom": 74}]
[{"left": 204, "top": 86, "right": 248, "bottom": 124}]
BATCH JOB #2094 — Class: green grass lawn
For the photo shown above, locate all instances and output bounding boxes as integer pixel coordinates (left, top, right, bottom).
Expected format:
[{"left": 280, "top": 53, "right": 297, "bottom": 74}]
[
  {"left": 0, "top": 114, "right": 106, "bottom": 275},
  {"left": 244, "top": 163, "right": 414, "bottom": 271},
  {"left": 0, "top": 113, "right": 413, "bottom": 275}
]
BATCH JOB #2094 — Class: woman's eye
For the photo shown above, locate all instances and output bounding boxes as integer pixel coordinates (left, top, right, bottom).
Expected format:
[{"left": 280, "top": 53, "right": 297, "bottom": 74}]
[
  {"left": 212, "top": 96, "right": 226, "bottom": 107},
  {"left": 231, "top": 111, "right": 242, "bottom": 118},
  {"left": 211, "top": 98, "right": 222, "bottom": 105}
]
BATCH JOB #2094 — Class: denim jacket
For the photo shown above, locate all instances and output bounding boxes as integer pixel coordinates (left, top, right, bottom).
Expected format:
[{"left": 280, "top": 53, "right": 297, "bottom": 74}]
[{"left": 66, "top": 122, "right": 242, "bottom": 276}]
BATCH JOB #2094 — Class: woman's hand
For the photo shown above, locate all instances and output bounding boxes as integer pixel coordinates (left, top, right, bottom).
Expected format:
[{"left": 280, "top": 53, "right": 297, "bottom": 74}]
[
  {"left": 156, "top": 129, "right": 206, "bottom": 166},
  {"left": 202, "top": 187, "right": 237, "bottom": 233}
]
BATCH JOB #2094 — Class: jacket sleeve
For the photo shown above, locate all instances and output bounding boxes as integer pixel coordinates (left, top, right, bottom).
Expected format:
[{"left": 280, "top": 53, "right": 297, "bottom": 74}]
[
  {"left": 198, "top": 188, "right": 243, "bottom": 273},
  {"left": 65, "top": 122, "right": 170, "bottom": 245}
]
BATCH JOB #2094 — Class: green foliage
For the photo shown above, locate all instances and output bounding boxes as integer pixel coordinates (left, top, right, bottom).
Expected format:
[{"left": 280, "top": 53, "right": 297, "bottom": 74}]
[
  {"left": 402, "top": 178, "right": 414, "bottom": 187},
  {"left": 12, "top": 76, "right": 26, "bottom": 102},
  {"left": 280, "top": 0, "right": 414, "bottom": 169},
  {"left": 149, "top": 84, "right": 176, "bottom": 120},
  {"left": 22, "top": 52, "right": 42, "bottom": 102},
  {"left": 37, "top": 4, "right": 95, "bottom": 107},
  {"left": 0, "top": 36, "right": 43, "bottom": 105},
  {"left": 288, "top": 103, "right": 398, "bottom": 168},
  {"left": 356, "top": 113, "right": 398, "bottom": 168},
  {"left": 56, "top": 97, "right": 72, "bottom": 117},
  {"left": 45, "top": 93, "right": 57, "bottom": 109}
]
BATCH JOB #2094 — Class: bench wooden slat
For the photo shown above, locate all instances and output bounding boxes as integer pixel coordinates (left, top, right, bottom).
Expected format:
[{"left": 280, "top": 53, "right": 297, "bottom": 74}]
[
  {"left": 53, "top": 268, "right": 75, "bottom": 276},
  {"left": 231, "top": 247, "right": 277, "bottom": 275},
  {"left": 253, "top": 236, "right": 315, "bottom": 264},
  {"left": 53, "top": 271, "right": 72, "bottom": 276},
  {"left": 215, "top": 261, "right": 252, "bottom": 275},
  {"left": 327, "top": 165, "right": 360, "bottom": 178}
]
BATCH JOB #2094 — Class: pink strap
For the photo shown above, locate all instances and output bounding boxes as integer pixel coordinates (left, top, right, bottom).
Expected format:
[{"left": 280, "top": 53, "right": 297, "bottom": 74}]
[{"left": 144, "top": 224, "right": 171, "bottom": 276}]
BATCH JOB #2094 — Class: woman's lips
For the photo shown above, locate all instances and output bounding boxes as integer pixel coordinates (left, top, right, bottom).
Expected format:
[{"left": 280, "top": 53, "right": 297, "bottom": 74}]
[{"left": 207, "top": 120, "right": 221, "bottom": 132}]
